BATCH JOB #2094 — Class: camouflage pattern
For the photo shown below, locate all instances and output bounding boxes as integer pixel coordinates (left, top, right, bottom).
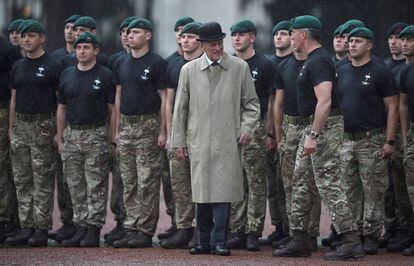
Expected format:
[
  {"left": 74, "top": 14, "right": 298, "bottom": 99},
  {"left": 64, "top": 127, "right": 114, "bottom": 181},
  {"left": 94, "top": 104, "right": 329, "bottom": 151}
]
[
  {"left": 168, "top": 148, "right": 195, "bottom": 229},
  {"left": 290, "top": 115, "right": 358, "bottom": 235},
  {"left": 160, "top": 149, "right": 175, "bottom": 223},
  {"left": 110, "top": 151, "right": 126, "bottom": 223},
  {"left": 339, "top": 133, "right": 388, "bottom": 238},
  {"left": 10, "top": 117, "right": 55, "bottom": 230},
  {"left": 404, "top": 123, "right": 414, "bottom": 214},
  {"left": 62, "top": 126, "right": 110, "bottom": 228},
  {"left": 229, "top": 120, "right": 267, "bottom": 235},
  {"left": 280, "top": 117, "right": 320, "bottom": 237},
  {"left": 118, "top": 116, "right": 161, "bottom": 236}
]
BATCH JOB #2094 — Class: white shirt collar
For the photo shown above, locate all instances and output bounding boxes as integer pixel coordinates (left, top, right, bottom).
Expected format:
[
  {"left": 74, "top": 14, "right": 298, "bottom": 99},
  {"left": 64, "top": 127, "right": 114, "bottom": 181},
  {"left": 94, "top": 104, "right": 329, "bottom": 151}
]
[{"left": 206, "top": 55, "right": 222, "bottom": 66}]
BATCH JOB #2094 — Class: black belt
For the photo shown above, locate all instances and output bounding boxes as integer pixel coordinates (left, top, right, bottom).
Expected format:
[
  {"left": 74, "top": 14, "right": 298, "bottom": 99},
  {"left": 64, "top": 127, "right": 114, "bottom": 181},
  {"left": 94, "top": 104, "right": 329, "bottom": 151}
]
[
  {"left": 344, "top": 128, "right": 384, "bottom": 141},
  {"left": 68, "top": 122, "right": 105, "bottom": 130},
  {"left": 284, "top": 115, "right": 311, "bottom": 125},
  {"left": 121, "top": 113, "right": 157, "bottom": 124},
  {"left": 16, "top": 112, "right": 53, "bottom": 122}
]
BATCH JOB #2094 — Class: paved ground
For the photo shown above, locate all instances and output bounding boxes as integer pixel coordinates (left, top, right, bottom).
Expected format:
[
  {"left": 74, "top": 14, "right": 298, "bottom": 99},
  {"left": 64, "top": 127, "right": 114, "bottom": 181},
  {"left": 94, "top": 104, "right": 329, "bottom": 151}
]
[{"left": 0, "top": 177, "right": 412, "bottom": 265}]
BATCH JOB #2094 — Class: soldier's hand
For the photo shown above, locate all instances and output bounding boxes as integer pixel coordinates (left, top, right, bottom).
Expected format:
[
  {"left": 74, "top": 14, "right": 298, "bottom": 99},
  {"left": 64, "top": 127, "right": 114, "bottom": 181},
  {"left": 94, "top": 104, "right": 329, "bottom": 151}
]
[
  {"left": 58, "top": 141, "right": 64, "bottom": 154},
  {"left": 53, "top": 134, "right": 59, "bottom": 147},
  {"left": 165, "top": 138, "right": 171, "bottom": 150},
  {"left": 158, "top": 133, "right": 167, "bottom": 148},
  {"left": 276, "top": 140, "right": 282, "bottom": 153},
  {"left": 176, "top": 147, "right": 187, "bottom": 161},
  {"left": 238, "top": 133, "right": 252, "bottom": 146},
  {"left": 265, "top": 136, "right": 275, "bottom": 151},
  {"left": 303, "top": 136, "right": 317, "bottom": 156},
  {"left": 381, "top": 143, "right": 394, "bottom": 158}
]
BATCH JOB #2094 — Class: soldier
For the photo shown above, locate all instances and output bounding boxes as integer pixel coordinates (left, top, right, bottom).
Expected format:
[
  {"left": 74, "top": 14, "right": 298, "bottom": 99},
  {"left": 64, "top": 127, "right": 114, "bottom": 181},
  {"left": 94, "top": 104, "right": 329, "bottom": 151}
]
[
  {"left": 398, "top": 24, "right": 414, "bottom": 256},
  {"left": 260, "top": 20, "right": 292, "bottom": 246},
  {"left": 160, "top": 21, "right": 203, "bottom": 249},
  {"left": 112, "top": 18, "right": 167, "bottom": 248},
  {"left": 51, "top": 14, "right": 82, "bottom": 62},
  {"left": 332, "top": 24, "right": 347, "bottom": 63},
  {"left": 6, "top": 20, "right": 61, "bottom": 247},
  {"left": 273, "top": 15, "right": 363, "bottom": 261},
  {"left": 8, "top": 19, "right": 25, "bottom": 57},
  {"left": 0, "top": 29, "right": 22, "bottom": 244},
  {"left": 56, "top": 32, "right": 115, "bottom": 247},
  {"left": 337, "top": 27, "right": 399, "bottom": 255},
  {"left": 165, "top": 16, "right": 194, "bottom": 64},
  {"left": 382, "top": 22, "right": 414, "bottom": 252},
  {"left": 335, "top": 19, "right": 365, "bottom": 68},
  {"left": 226, "top": 19, "right": 272, "bottom": 252}
]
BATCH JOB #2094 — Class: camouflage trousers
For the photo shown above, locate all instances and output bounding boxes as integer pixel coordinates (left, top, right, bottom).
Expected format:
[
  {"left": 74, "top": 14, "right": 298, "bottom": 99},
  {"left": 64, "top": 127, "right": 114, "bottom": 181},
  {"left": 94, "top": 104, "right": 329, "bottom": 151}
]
[
  {"left": 110, "top": 151, "right": 126, "bottom": 223},
  {"left": 118, "top": 115, "right": 161, "bottom": 236},
  {"left": 266, "top": 149, "right": 288, "bottom": 234},
  {"left": 384, "top": 131, "right": 414, "bottom": 232},
  {"left": 404, "top": 123, "right": 414, "bottom": 215},
  {"left": 0, "top": 107, "right": 19, "bottom": 224},
  {"left": 62, "top": 126, "right": 110, "bottom": 228},
  {"left": 230, "top": 120, "right": 267, "bottom": 235},
  {"left": 340, "top": 133, "right": 388, "bottom": 238},
  {"left": 280, "top": 117, "right": 320, "bottom": 237},
  {"left": 55, "top": 144, "right": 74, "bottom": 224},
  {"left": 10, "top": 116, "right": 55, "bottom": 230},
  {"left": 290, "top": 115, "right": 357, "bottom": 234},
  {"left": 161, "top": 149, "right": 175, "bottom": 224},
  {"left": 168, "top": 148, "right": 195, "bottom": 229}
]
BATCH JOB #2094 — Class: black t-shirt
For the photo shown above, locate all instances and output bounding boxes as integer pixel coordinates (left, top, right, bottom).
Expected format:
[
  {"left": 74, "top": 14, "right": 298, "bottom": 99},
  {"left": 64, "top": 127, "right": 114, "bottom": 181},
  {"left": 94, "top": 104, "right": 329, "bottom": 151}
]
[
  {"left": 51, "top": 47, "right": 69, "bottom": 64},
  {"left": 114, "top": 51, "right": 167, "bottom": 115},
  {"left": 269, "top": 53, "right": 293, "bottom": 69},
  {"left": 0, "top": 37, "right": 21, "bottom": 104},
  {"left": 108, "top": 50, "right": 127, "bottom": 71},
  {"left": 60, "top": 51, "right": 108, "bottom": 69},
  {"left": 11, "top": 52, "right": 61, "bottom": 114},
  {"left": 58, "top": 63, "right": 115, "bottom": 125},
  {"left": 337, "top": 59, "right": 398, "bottom": 133},
  {"left": 165, "top": 50, "right": 181, "bottom": 65},
  {"left": 166, "top": 56, "right": 187, "bottom": 90},
  {"left": 297, "top": 47, "right": 340, "bottom": 117},
  {"left": 399, "top": 62, "right": 414, "bottom": 122},
  {"left": 384, "top": 57, "right": 405, "bottom": 87},
  {"left": 276, "top": 56, "right": 305, "bottom": 117}
]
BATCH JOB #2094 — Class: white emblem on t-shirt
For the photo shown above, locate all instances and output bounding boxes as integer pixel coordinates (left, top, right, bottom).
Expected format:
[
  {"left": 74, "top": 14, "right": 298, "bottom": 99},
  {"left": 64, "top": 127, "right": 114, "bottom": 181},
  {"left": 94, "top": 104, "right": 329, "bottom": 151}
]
[
  {"left": 141, "top": 67, "right": 150, "bottom": 80},
  {"left": 362, "top": 72, "right": 371, "bottom": 86},
  {"left": 36, "top": 65, "right": 45, "bottom": 77},
  {"left": 299, "top": 64, "right": 306, "bottom": 77},
  {"left": 92, "top": 77, "right": 101, "bottom": 90},
  {"left": 251, "top": 68, "right": 258, "bottom": 82}
]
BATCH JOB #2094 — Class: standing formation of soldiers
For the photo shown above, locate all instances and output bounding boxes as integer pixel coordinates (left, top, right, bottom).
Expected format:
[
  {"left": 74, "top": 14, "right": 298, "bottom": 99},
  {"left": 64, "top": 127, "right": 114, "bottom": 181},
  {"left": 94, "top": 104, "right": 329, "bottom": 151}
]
[{"left": 0, "top": 12, "right": 414, "bottom": 262}]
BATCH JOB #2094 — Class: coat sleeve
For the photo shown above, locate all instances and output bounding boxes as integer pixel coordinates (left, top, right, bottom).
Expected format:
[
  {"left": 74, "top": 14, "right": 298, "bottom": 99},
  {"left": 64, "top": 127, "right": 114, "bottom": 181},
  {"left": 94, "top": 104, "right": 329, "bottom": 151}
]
[
  {"left": 171, "top": 66, "right": 190, "bottom": 147},
  {"left": 240, "top": 63, "right": 260, "bottom": 137}
]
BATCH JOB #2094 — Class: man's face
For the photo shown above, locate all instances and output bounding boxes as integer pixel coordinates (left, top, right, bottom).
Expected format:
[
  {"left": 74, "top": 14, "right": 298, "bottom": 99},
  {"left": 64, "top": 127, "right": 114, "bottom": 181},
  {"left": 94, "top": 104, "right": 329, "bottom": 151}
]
[
  {"left": 290, "top": 29, "right": 304, "bottom": 53},
  {"left": 341, "top": 34, "right": 349, "bottom": 51},
  {"left": 231, "top": 32, "right": 255, "bottom": 53},
  {"left": 181, "top": 33, "right": 200, "bottom": 53},
  {"left": 75, "top": 42, "right": 99, "bottom": 63},
  {"left": 75, "top": 26, "right": 92, "bottom": 38},
  {"left": 333, "top": 35, "right": 346, "bottom": 54},
  {"left": 64, "top": 22, "right": 76, "bottom": 44},
  {"left": 349, "top": 37, "right": 372, "bottom": 59},
  {"left": 273, "top": 30, "right": 291, "bottom": 50},
  {"left": 9, "top": 30, "right": 20, "bottom": 46},
  {"left": 401, "top": 37, "right": 414, "bottom": 57},
  {"left": 388, "top": 34, "right": 402, "bottom": 56},
  {"left": 120, "top": 27, "right": 129, "bottom": 50},
  {"left": 175, "top": 25, "right": 184, "bottom": 47},
  {"left": 21, "top": 32, "right": 44, "bottom": 53},
  {"left": 202, "top": 40, "right": 224, "bottom": 62},
  {"left": 128, "top": 28, "right": 151, "bottom": 50}
]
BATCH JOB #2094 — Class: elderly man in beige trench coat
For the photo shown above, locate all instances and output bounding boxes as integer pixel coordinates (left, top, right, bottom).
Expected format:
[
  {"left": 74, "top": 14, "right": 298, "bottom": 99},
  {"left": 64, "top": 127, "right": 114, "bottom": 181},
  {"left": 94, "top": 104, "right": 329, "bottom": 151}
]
[{"left": 171, "top": 22, "right": 260, "bottom": 256}]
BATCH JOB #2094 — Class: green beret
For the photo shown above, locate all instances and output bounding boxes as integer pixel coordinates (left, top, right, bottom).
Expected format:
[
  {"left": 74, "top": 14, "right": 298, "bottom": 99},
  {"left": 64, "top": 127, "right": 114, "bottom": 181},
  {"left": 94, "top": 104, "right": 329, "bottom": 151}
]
[
  {"left": 272, "top": 21, "right": 291, "bottom": 35},
  {"left": 174, "top": 16, "right": 194, "bottom": 31},
  {"left": 64, "top": 14, "right": 82, "bottom": 25},
  {"left": 128, "top": 18, "right": 153, "bottom": 32},
  {"left": 333, "top": 24, "right": 342, "bottom": 37},
  {"left": 17, "top": 19, "right": 37, "bottom": 33},
  {"left": 74, "top": 16, "right": 97, "bottom": 30},
  {"left": 348, "top": 27, "right": 374, "bottom": 41},
  {"left": 400, "top": 25, "right": 414, "bottom": 38},
  {"left": 290, "top": 15, "right": 322, "bottom": 30},
  {"left": 119, "top": 16, "right": 139, "bottom": 31},
  {"left": 73, "top": 32, "right": 99, "bottom": 47},
  {"left": 8, "top": 19, "right": 25, "bottom": 32},
  {"left": 19, "top": 20, "right": 45, "bottom": 34},
  {"left": 180, "top": 22, "right": 202, "bottom": 36},
  {"left": 230, "top": 19, "right": 256, "bottom": 34},
  {"left": 339, "top": 19, "right": 364, "bottom": 36}
]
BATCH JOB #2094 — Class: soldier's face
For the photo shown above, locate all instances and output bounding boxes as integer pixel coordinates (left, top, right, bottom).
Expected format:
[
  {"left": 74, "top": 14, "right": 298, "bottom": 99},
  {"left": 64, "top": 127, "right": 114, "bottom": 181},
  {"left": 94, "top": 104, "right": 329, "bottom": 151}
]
[
  {"left": 181, "top": 33, "right": 200, "bottom": 53},
  {"left": 128, "top": 28, "right": 151, "bottom": 50},
  {"left": 231, "top": 32, "right": 255, "bottom": 52},
  {"left": 333, "top": 35, "right": 346, "bottom": 53},
  {"left": 202, "top": 40, "right": 224, "bottom": 62},
  {"left": 349, "top": 37, "right": 372, "bottom": 59},
  {"left": 388, "top": 35, "right": 402, "bottom": 56},
  {"left": 175, "top": 25, "right": 184, "bottom": 47},
  {"left": 341, "top": 34, "right": 349, "bottom": 50},
  {"left": 9, "top": 30, "right": 20, "bottom": 46},
  {"left": 64, "top": 22, "right": 76, "bottom": 44},
  {"left": 401, "top": 37, "right": 414, "bottom": 57},
  {"left": 274, "top": 30, "right": 291, "bottom": 50},
  {"left": 120, "top": 27, "right": 129, "bottom": 50},
  {"left": 21, "top": 32, "right": 44, "bottom": 53},
  {"left": 75, "top": 26, "right": 91, "bottom": 38},
  {"left": 290, "top": 29, "right": 304, "bottom": 53},
  {"left": 75, "top": 43, "right": 99, "bottom": 63}
]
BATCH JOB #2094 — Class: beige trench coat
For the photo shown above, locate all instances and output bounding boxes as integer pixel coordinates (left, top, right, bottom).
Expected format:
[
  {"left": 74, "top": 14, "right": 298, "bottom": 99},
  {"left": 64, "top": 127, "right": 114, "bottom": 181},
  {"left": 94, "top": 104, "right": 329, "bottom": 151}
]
[{"left": 171, "top": 52, "right": 260, "bottom": 203}]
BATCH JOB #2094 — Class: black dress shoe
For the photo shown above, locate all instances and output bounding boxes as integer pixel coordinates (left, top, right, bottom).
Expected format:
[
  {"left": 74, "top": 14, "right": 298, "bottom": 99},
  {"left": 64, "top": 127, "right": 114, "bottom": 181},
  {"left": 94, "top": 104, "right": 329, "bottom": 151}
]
[
  {"left": 211, "top": 245, "right": 231, "bottom": 256},
  {"left": 189, "top": 245, "right": 211, "bottom": 255}
]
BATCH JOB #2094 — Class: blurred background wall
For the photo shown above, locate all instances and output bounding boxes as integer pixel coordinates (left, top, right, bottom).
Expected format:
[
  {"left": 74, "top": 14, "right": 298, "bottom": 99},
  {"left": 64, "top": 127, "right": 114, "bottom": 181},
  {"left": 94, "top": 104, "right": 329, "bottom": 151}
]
[{"left": 1, "top": 0, "right": 413, "bottom": 58}]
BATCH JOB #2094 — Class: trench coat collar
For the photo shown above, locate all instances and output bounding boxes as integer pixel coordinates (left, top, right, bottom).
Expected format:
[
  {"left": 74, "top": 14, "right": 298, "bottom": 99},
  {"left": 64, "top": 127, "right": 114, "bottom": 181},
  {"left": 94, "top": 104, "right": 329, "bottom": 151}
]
[{"left": 200, "top": 52, "right": 229, "bottom": 71}]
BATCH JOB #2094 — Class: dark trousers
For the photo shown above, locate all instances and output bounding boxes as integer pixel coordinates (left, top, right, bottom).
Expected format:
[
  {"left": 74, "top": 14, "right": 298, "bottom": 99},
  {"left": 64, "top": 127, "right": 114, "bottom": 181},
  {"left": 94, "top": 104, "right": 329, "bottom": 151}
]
[{"left": 196, "top": 202, "right": 230, "bottom": 247}]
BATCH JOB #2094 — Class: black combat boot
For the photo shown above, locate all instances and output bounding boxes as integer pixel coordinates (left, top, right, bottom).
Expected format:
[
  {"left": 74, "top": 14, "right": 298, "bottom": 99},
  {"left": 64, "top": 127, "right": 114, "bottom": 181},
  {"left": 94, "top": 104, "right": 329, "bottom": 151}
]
[
  {"left": 364, "top": 236, "right": 378, "bottom": 255},
  {"left": 48, "top": 222, "right": 76, "bottom": 243},
  {"left": 61, "top": 225, "right": 87, "bottom": 247},
  {"left": 112, "top": 230, "right": 139, "bottom": 248},
  {"left": 5, "top": 220, "right": 20, "bottom": 238},
  {"left": 403, "top": 243, "right": 414, "bottom": 256},
  {"left": 188, "top": 228, "right": 198, "bottom": 249},
  {"left": 28, "top": 229, "right": 48, "bottom": 247},
  {"left": 5, "top": 228, "right": 34, "bottom": 246},
  {"left": 226, "top": 232, "right": 246, "bottom": 249},
  {"left": 157, "top": 224, "right": 177, "bottom": 240},
  {"left": 104, "top": 220, "right": 124, "bottom": 241},
  {"left": 79, "top": 225, "right": 100, "bottom": 247},
  {"left": 378, "top": 230, "right": 397, "bottom": 248},
  {"left": 259, "top": 223, "right": 285, "bottom": 246},
  {"left": 0, "top": 223, "right": 5, "bottom": 244},
  {"left": 321, "top": 224, "right": 340, "bottom": 247},
  {"left": 272, "top": 235, "right": 290, "bottom": 249},
  {"left": 324, "top": 231, "right": 365, "bottom": 261},
  {"left": 387, "top": 230, "right": 414, "bottom": 252},
  {"left": 246, "top": 234, "right": 260, "bottom": 251},
  {"left": 127, "top": 231, "right": 152, "bottom": 248},
  {"left": 105, "top": 225, "right": 126, "bottom": 246},
  {"left": 308, "top": 236, "right": 318, "bottom": 252},
  {"left": 272, "top": 230, "right": 311, "bottom": 257},
  {"left": 160, "top": 228, "right": 194, "bottom": 249}
]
